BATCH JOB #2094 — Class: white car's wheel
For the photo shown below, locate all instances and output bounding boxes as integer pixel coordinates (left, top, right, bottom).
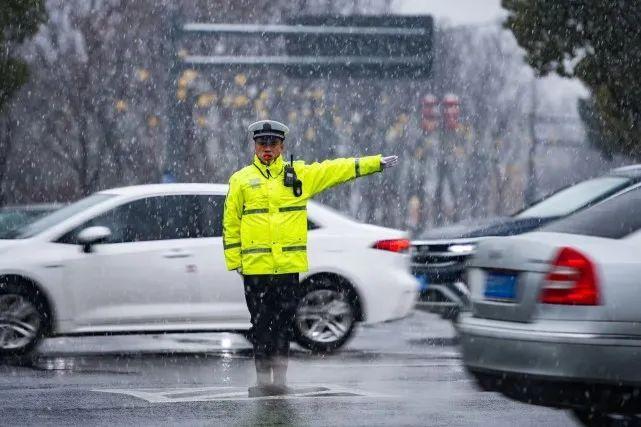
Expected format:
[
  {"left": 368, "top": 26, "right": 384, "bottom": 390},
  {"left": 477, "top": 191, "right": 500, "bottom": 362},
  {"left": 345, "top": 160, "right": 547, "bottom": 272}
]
[
  {"left": 293, "top": 276, "right": 358, "bottom": 354},
  {"left": 0, "top": 282, "right": 49, "bottom": 359}
]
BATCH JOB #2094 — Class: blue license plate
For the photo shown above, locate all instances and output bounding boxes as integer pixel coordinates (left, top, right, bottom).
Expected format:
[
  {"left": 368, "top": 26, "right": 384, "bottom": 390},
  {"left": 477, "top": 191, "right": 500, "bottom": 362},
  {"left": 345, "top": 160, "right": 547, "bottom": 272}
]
[{"left": 484, "top": 272, "right": 517, "bottom": 301}]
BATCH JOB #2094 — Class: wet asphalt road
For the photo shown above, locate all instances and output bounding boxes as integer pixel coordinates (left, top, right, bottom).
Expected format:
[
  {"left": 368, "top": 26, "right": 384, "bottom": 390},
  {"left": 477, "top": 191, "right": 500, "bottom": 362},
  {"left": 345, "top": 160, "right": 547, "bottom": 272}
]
[{"left": 0, "top": 311, "right": 579, "bottom": 426}]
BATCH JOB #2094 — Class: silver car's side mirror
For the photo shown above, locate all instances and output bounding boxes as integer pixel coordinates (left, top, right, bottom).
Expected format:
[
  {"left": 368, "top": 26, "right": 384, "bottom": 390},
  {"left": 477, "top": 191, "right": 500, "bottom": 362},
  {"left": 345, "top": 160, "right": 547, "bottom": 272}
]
[{"left": 77, "top": 226, "right": 111, "bottom": 253}]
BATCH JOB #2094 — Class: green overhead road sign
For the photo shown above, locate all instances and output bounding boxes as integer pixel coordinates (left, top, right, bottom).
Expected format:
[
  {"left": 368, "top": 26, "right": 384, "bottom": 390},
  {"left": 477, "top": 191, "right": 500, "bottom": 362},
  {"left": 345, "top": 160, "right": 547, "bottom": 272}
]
[{"left": 180, "top": 15, "right": 433, "bottom": 79}]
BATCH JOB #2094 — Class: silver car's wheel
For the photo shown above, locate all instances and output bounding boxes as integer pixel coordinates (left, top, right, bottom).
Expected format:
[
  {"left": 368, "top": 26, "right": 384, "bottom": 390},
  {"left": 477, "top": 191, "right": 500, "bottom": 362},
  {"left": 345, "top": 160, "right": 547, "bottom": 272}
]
[
  {"left": 294, "top": 281, "right": 358, "bottom": 353},
  {"left": 0, "top": 294, "right": 42, "bottom": 352}
]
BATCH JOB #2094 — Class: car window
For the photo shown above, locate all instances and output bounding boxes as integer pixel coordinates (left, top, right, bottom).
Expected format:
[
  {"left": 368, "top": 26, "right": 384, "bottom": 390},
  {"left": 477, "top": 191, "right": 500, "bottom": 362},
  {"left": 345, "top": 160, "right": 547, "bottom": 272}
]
[
  {"left": 0, "top": 211, "right": 31, "bottom": 233},
  {"left": 58, "top": 194, "right": 225, "bottom": 244},
  {"left": 200, "top": 195, "right": 225, "bottom": 237},
  {"left": 541, "top": 186, "right": 641, "bottom": 239},
  {"left": 157, "top": 194, "right": 225, "bottom": 238},
  {"left": 155, "top": 196, "right": 199, "bottom": 240},
  {"left": 0, "top": 194, "right": 113, "bottom": 239},
  {"left": 515, "top": 176, "right": 631, "bottom": 219},
  {"left": 58, "top": 198, "right": 149, "bottom": 243}
]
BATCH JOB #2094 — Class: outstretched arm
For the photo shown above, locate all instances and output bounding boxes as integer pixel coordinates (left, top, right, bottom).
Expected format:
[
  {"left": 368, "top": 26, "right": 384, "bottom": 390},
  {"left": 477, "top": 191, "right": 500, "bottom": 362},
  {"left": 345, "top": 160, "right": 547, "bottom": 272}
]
[
  {"left": 223, "top": 176, "right": 243, "bottom": 271},
  {"left": 301, "top": 154, "right": 398, "bottom": 197}
]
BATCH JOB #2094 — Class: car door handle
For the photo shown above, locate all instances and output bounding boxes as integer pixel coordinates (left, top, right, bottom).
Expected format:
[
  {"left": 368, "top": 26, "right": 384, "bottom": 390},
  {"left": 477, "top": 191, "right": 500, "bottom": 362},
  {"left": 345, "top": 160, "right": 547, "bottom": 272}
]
[{"left": 163, "top": 250, "right": 193, "bottom": 258}]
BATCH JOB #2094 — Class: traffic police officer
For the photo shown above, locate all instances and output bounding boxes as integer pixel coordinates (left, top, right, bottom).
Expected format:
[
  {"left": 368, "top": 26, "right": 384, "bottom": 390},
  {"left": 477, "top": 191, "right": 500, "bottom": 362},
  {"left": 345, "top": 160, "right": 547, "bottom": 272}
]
[{"left": 223, "top": 119, "right": 398, "bottom": 397}]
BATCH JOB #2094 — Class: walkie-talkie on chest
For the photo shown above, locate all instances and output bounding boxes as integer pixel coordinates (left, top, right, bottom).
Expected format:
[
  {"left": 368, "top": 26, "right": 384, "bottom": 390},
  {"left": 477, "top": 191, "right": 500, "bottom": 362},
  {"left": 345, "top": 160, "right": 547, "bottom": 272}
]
[{"left": 284, "top": 154, "right": 303, "bottom": 197}]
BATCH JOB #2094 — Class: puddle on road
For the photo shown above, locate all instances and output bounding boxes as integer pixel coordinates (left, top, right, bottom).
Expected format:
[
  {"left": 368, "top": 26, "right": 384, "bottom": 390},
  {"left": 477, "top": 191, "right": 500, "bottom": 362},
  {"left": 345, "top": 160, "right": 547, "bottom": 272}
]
[
  {"left": 295, "top": 349, "right": 461, "bottom": 363},
  {"left": 9, "top": 356, "right": 139, "bottom": 375},
  {"left": 2, "top": 351, "right": 251, "bottom": 374}
]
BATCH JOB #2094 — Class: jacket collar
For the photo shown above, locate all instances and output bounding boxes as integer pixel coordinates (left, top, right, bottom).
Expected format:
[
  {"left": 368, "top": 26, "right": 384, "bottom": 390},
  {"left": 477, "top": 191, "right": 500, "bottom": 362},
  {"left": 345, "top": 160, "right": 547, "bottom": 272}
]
[{"left": 252, "top": 154, "right": 285, "bottom": 179}]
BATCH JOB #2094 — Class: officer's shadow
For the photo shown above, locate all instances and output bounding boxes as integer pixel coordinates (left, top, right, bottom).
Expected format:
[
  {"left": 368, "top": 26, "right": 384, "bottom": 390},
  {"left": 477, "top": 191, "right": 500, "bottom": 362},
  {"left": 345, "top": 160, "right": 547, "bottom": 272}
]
[{"left": 242, "top": 398, "right": 300, "bottom": 426}]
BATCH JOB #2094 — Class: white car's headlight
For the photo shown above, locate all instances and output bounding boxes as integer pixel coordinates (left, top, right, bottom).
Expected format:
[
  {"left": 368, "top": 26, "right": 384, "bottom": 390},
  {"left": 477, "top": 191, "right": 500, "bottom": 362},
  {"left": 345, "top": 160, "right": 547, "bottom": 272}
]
[{"left": 448, "top": 244, "right": 476, "bottom": 254}]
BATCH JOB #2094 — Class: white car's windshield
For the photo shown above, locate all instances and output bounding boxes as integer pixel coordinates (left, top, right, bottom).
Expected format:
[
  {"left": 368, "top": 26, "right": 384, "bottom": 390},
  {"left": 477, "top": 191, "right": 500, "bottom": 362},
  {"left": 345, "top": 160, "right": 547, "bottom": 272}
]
[
  {"left": 516, "top": 176, "right": 630, "bottom": 219},
  {"left": 0, "top": 194, "right": 114, "bottom": 239}
]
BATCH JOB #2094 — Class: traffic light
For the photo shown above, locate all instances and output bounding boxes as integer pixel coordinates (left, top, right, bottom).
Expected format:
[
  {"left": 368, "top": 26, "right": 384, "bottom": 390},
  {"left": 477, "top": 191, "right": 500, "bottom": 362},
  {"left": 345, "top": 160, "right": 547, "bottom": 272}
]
[
  {"left": 442, "top": 94, "right": 460, "bottom": 131},
  {"left": 421, "top": 94, "right": 439, "bottom": 133}
]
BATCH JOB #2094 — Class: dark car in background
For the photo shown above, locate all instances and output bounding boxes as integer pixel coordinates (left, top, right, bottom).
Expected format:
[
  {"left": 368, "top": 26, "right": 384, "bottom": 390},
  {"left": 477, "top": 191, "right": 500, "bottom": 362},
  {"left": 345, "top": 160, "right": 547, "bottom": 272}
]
[
  {"left": 0, "top": 204, "right": 62, "bottom": 236},
  {"left": 412, "top": 165, "right": 641, "bottom": 319}
]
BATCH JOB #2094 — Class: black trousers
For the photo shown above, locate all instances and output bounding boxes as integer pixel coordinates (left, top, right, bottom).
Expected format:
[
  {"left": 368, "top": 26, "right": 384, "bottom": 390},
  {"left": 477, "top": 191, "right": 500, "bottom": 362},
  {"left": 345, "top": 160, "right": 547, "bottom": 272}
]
[{"left": 243, "top": 273, "right": 300, "bottom": 361}]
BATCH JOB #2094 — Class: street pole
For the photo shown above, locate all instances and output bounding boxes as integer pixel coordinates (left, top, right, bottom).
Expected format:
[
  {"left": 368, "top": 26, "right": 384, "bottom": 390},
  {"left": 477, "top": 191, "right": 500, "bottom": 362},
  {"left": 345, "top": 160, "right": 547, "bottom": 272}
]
[
  {"left": 163, "top": 6, "right": 182, "bottom": 183},
  {"left": 435, "top": 94, "right": 460, "bottom": 225},
  {"left": 418, "top": 94, "right": 439, "bottom": 230}
]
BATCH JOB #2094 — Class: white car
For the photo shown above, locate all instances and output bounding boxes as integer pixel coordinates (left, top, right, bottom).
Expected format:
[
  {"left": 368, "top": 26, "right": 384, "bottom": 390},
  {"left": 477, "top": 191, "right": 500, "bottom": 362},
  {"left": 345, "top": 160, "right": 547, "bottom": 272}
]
[{"left": 0, "top": 184, "right": 418, "bottom": 357}]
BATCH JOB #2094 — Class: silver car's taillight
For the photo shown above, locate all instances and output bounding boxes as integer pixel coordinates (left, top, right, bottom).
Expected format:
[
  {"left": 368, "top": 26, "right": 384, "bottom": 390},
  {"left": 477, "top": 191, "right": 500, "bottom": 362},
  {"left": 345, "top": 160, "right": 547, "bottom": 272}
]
[{"left": 541, "top": 246, "right": 600, "bottom": 305}]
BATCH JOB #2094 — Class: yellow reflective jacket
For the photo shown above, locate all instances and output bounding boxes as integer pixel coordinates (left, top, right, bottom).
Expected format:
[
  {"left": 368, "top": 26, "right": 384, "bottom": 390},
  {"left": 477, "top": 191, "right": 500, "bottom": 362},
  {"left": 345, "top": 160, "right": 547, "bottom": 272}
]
[{"left": 223, "top": 154, "right": 382, "bottom": 275}]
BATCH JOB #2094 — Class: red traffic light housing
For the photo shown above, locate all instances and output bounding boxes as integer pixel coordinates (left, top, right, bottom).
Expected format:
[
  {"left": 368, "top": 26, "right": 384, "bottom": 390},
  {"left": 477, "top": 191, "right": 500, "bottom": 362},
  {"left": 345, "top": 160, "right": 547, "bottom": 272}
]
[
  {"left": 442, "top": 94, "right": 460, "bottom": 131},
  {"left": 421, "top": 94, "right": 439, "bottom": 132}
]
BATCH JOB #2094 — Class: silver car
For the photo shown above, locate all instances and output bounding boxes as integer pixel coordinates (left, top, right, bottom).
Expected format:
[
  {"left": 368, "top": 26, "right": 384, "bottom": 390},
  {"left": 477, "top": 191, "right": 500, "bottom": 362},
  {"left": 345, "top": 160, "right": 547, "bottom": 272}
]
[{"left": 459, "top": 184, "right": 641, "bottom": 426}]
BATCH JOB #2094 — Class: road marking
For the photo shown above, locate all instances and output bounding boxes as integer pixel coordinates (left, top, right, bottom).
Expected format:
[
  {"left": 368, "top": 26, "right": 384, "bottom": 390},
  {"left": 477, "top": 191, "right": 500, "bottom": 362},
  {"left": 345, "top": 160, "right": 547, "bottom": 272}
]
[{"left": 93, "top": 384, "right": 392, "bottom": 402}]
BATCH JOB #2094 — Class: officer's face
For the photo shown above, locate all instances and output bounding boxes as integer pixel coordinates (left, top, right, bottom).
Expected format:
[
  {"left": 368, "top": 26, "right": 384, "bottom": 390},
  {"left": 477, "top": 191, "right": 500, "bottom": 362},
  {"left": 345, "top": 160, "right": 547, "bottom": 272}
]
[{"left": 254, "top": 137, "right": 284, "bottom": 164}]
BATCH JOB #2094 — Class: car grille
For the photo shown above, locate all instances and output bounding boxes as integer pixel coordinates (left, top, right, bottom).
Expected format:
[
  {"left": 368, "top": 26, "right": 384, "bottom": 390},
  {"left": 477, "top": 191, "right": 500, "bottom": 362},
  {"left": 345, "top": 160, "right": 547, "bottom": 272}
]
[{"left": 411, "top": 243, "right": 472, "bottom": 269}]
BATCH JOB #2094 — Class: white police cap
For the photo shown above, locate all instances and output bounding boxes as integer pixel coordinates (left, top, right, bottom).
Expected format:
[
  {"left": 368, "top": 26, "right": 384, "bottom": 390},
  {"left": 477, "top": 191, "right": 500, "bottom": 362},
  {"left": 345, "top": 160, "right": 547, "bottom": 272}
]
[{"left": 248, "top": 120, "right": 289, "bottom": 140}]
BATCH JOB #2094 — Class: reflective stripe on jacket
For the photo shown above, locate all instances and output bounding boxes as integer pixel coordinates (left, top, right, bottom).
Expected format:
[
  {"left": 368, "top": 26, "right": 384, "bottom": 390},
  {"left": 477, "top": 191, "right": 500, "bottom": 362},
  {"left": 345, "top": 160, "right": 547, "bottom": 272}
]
[{"left": 223, "top": 154, "right": 382, "bottom": 275}]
